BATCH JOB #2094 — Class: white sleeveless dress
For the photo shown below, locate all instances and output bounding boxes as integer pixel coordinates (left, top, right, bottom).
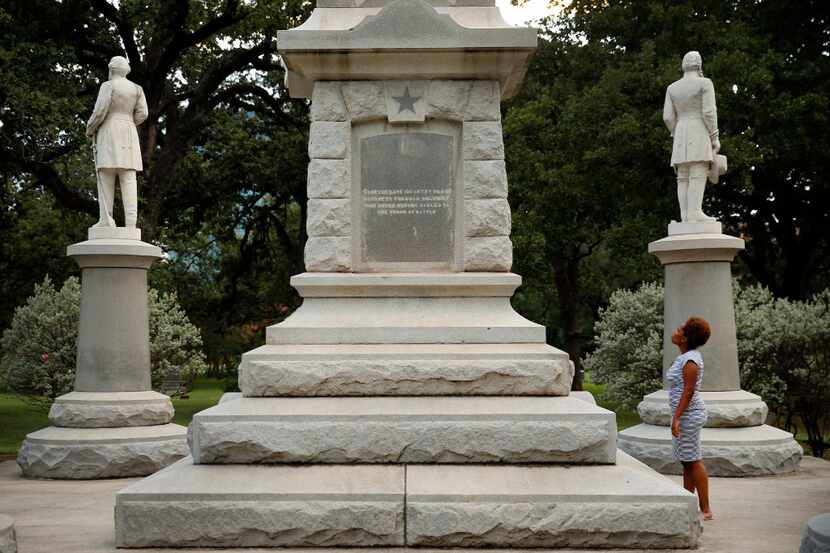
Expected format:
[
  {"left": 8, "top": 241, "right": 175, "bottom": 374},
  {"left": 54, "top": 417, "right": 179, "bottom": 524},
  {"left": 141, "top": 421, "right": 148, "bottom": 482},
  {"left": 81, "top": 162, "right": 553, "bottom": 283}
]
[{"left": 667, "top": 349, "right": 708, "bottom": 461}]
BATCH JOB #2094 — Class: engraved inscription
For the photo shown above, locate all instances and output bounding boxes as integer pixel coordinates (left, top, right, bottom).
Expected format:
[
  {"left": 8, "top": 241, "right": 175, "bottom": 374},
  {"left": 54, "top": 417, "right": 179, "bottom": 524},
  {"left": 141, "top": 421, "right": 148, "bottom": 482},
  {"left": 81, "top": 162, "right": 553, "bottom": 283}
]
[{"left": 360, "top": 133, "right": 454, "bottom": 267}]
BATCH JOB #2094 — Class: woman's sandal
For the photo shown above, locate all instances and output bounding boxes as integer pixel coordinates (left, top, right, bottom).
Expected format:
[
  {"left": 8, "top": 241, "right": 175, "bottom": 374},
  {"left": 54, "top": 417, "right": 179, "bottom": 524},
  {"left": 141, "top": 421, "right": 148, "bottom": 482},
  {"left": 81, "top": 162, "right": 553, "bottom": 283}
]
[{"left": 702, "top": 511, "right": 714, "bottom": 521}]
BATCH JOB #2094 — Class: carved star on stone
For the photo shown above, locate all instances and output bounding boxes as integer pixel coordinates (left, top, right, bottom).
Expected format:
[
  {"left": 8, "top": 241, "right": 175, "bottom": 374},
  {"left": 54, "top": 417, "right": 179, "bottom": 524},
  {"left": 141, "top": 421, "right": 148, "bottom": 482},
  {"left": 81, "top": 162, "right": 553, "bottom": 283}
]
[{"left": 392, "top": 87, "right": 420, "bottom": 113}]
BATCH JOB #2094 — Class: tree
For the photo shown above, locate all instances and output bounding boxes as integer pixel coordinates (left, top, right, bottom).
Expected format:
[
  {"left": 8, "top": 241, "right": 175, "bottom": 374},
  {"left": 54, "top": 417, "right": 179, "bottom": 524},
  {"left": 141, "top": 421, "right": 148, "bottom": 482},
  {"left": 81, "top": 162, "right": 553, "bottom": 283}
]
[
  {"left": 0, "top": 1, "right": 313, "bottom": 365},
  {"left": 505, "top": 1, "right": 830, "bottom": 387},
  {"left": 0, "top": 0, "right": 311, "bottom": 242}
]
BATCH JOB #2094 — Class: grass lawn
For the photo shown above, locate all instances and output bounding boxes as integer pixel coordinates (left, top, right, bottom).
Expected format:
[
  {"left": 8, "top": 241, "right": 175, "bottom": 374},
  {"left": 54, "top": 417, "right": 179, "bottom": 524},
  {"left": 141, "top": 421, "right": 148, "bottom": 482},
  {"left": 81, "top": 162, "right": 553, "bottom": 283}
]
[
  {"left": 0, "top": 378, "right": 226, "bottom": 457},
  {"left": 0, "top": 395, "right": 50, "bottom": 455}
]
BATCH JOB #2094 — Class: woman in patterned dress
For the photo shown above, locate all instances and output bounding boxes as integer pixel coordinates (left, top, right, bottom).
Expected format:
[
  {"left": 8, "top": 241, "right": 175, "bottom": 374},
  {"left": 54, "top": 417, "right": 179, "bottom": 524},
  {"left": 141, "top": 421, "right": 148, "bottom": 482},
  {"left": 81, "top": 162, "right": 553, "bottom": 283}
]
[{"left": 668, "top": 316, "right": 713, "bottom": 520}]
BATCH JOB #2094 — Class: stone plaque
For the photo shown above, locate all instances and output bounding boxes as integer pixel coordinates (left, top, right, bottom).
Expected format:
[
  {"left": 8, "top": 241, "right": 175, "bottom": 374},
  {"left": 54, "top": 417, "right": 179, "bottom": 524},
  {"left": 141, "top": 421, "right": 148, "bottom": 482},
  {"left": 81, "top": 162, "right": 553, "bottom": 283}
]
[{"left": 360, "top": 132, "right": 455, "bottom": 269}]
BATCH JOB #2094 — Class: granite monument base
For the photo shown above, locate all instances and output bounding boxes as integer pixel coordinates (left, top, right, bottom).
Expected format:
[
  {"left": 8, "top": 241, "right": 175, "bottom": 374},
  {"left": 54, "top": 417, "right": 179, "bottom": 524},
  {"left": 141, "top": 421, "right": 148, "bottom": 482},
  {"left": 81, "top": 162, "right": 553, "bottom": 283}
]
[
  {"left": 115, "top": 453, "right": 701, "bottom": 549},
  {"left": 618, "top": 423, "right": 802, "bottom": 477},
  {"left": 17, "top": 424, "right": 188, "bottom": 479}
]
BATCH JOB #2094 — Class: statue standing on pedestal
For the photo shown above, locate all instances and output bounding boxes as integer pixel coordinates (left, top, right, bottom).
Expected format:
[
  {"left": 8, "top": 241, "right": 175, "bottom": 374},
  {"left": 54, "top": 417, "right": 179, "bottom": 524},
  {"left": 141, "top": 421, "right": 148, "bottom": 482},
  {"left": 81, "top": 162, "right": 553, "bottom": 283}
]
[
  {"left": 663, "top": 51, "right": 725, "bottom": 223},
  {"left": 86, "top": 56, "right": 148, "bottom": 230}
]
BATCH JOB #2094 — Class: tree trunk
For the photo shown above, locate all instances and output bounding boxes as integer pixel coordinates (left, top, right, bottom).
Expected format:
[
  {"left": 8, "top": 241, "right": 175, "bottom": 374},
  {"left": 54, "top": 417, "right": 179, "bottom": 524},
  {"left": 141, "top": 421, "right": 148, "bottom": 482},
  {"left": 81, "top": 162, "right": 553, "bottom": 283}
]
[{"left": 552, "top": 256, "right": 584, "bottom": 391}]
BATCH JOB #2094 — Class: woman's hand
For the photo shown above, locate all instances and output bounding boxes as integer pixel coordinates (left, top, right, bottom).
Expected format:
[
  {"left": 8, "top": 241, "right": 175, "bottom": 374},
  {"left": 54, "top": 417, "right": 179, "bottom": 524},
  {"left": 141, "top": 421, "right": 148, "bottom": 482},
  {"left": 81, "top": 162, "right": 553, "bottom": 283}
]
[{"left": 671, "top": 418, "right": 681, "bottom": 437}]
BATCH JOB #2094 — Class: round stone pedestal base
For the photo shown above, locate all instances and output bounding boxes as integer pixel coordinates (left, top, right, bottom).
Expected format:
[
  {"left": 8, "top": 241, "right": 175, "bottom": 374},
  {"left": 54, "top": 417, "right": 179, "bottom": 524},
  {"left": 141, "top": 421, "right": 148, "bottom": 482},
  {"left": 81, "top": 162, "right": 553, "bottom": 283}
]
[
  {"left": 49, "top": 391, "right": 174, "bottom": 428},
  {"left": 801, "top": 513, "right": 830, "bottom": 553},
  {"left": 0, "top": 515, "right": 16, "bottom": 553},
  {"left": 637, "top": 390, "right": 768, "bottom": 427},
  {"left": 618, "top": 423, "right": 802, "bottom": 477},
  {"left": 17, "top": 423, "right": 188, "bottom": 479}
]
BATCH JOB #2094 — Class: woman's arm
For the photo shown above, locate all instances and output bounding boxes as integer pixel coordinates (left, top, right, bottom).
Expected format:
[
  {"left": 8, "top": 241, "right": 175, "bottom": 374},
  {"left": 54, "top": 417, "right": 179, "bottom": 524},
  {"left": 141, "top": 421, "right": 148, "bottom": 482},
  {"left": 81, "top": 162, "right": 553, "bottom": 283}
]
[{"left": 671, "top": 361, "right": 700, "bottom": 437}]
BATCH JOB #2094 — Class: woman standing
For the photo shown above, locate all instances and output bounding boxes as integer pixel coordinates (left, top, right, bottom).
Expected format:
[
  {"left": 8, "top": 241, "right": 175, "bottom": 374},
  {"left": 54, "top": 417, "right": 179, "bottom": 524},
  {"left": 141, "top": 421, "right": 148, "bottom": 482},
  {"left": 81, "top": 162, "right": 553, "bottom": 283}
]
[{"left": 668, "top": 316, "right": 713, "bottom": 520}]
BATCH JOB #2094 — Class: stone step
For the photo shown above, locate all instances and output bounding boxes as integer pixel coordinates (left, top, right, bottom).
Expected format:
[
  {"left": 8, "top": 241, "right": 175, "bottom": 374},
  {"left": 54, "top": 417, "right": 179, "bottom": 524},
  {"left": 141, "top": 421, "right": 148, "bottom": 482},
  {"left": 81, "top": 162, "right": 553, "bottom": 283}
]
[
  {"left": 618, "top": 423, "right": 803, "bottom": 476},
  {"left": 114, "top": 453, "right": 702, "bottom": 549},
  {"left": 407, "top": 452, "right": 701, "bottom": 548},
  {"left": 189, "top": 396, "right": 616, "bottom": 464},
  {"left": 637, "top": 389, "right": 768, "bottom": 427},
  {"left": 17, "top": 423, "right": 188, "bottom": 479},
  {"left": 239, "top": 343, "right": 572, "bottom": 396},
  {"left": 267, "top": 274, "right": 547, "bottom": 345},
  {"left": 115, "top": 459, "right": 405, "bottom": 548},
  {"left": 48, "top": 390, "right": 174, "bottom": 428}
]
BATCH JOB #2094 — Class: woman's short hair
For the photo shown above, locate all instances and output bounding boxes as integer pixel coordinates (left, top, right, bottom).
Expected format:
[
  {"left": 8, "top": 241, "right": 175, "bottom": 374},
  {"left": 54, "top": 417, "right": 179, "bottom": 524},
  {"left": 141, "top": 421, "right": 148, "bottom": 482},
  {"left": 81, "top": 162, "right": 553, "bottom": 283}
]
[{"left": 683, "top": 317, "right": 711, "bottom": 350}]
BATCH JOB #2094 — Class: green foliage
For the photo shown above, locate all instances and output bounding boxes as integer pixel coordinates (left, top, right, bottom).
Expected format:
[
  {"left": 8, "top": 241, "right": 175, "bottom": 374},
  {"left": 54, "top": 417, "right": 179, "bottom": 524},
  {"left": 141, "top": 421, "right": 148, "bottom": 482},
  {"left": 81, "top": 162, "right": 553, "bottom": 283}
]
[
  {"left": 0, "top": 276, "right": 80, "bottom": 403},
  {"left": 148, "top": 288, "right": 209, "bottom": 391},
  {"left": 1, "top": 276, "right": 208, "bottom": 406},
  {"left": 587, "top": 280, "right": 830, "bottom": 456},
  {"left": 583, "top": 282, "right": 664, "bottom": 410},
  {"left": 735, "top": 285, "right": 830, "bottom": 457}
]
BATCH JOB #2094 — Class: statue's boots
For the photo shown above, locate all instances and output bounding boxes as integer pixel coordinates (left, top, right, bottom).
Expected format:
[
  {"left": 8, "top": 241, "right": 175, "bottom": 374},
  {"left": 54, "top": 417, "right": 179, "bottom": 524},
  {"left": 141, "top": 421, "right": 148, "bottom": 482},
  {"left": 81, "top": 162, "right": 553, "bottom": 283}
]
[{"left": 687, "top": 175, "right": 716, "bottom": 222}]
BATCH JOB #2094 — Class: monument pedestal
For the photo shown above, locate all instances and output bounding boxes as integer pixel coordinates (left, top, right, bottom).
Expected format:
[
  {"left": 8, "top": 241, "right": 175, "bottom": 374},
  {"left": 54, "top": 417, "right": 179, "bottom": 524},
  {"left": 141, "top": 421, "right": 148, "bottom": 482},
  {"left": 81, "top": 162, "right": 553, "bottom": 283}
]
[
  {"left": 17, "top": 239, "right": 187, "bottom": 479},
  {"left": 618, "top": 230, "right": 802, "bottom": 476},
  {"left": 117, "top": 273, "right": 701, "bottom": 548},
  {"left": 116, "top": 0, "right": 701, "bottom": 546}
]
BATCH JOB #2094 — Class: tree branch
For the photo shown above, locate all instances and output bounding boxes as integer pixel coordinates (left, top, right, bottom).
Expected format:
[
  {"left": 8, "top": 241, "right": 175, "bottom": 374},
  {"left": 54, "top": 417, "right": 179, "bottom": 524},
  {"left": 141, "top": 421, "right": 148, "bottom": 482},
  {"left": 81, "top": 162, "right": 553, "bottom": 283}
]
[{"left": 89, "top": 0, "right": 142, "bottom": 71}]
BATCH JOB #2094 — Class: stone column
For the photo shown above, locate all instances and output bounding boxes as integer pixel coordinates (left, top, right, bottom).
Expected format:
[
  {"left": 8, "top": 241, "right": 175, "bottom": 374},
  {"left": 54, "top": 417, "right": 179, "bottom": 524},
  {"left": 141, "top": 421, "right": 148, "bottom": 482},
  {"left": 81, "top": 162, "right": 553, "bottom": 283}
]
[
  {"left": 17, "top": 235, "right": 188, "bottom": 479},
  {"left": 618, "top": 224, "right": 802, "bottom": 476}
]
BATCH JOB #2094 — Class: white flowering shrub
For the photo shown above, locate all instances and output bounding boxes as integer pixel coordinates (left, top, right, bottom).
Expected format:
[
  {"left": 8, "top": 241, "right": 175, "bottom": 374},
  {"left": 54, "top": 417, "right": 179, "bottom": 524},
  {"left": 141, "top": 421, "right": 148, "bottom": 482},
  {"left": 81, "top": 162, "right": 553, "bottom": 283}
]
[
  {"left": 1, "top": 276, "right": 207, "bottom": 405},
  {"left": 0, "top": 276, "right": 80, "bottom": 402},
  {"left": 582, "top": 282, "right": 664, "bottom": 410},
  {"left": 736, "top": 285, "right": 830, "bottom": 458}
]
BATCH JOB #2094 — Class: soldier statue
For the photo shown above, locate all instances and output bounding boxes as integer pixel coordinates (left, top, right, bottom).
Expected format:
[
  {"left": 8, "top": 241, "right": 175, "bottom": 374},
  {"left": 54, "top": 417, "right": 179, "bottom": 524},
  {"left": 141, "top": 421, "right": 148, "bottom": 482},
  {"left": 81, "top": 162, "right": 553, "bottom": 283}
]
[
  {"left": 663, "top": 51, "right": 726, "bottom": 223},
  {"left": 86, "top": 56, "right": 148, "bottom": 230}
]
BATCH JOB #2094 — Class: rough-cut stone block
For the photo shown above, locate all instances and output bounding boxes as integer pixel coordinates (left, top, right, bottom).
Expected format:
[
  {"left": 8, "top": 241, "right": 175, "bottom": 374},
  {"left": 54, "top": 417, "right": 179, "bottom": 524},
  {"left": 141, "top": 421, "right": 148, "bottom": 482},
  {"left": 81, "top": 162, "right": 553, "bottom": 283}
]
[
  {"left": 239, "top": 343, "right": 572, "bottom": 397},
  {"left": 464, "top": 160, "right": 508, "bottom": 199},
  {"left": 189, "top": 396, "right": 616, "bottom": 465},
  {"left": 115, "top": 459, "right": 405, "bottom": 547},
  {"left": 307, "top": 159, "right": 350, "bottom": 199},
  {"left": 49, "top": 391, "right": 173, "bottom": 428},
  {"left": 0, "top": 515, "right": 16, "bottom": 553},
  {"left": 465, "top": 198, "right": 511, "bottom": 237},
  {"left": 406, "top": 453, "right": 701, "bottom": 549},
  {"left": 618, "top": 423, "right": 803, "bottom": 477},
  {"left": 465, "top": 236, "right": 512, "bottom": 271},
  {"left": 266, "top": 295, "right": 545, "bottom": 345},
  {"left": 465, "top": 80, "right": 501, "bottom": 121},
  {"left": 426, "top": 80, "right": 471, "bottom": 120},
  {"left": 304, "top": 237, "right": 351, "bottom": 272},
  {"left": 801, "top": 513, "right": 830, "bottom": 553},
  {"left": 311, "top": 81, "right": 347, "bottom": 122},
  {"left": 307, "top": 199, "right": 351, "bottom": 237},
  {"left": 309, "top": 121, "right": 349, "bottom": 159},
  {"left": 17, "top": 424, "right": 188, "bottom": 479},
  {"left": 342, "top": 81, "right": 386, "bottom": 121},
  {"left": 638, "top": 389, "right": 769, "bottom": 427},
  {"left": 463, "top": 121, "right": 504, "bottom": 160}
]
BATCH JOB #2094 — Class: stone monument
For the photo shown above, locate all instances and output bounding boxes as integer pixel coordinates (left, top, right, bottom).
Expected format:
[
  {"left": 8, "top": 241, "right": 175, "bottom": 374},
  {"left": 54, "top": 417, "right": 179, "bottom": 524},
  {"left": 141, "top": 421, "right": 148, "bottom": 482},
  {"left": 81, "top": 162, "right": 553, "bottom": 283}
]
[
  {"left": 16, "top": 57, "right": 188, "bottom": 479},
  {"left": 114, "top": 1, "right": 701, "bottom": 547},
  {"left": 617, "top": 51, "right": 802, "bottom": 477}
]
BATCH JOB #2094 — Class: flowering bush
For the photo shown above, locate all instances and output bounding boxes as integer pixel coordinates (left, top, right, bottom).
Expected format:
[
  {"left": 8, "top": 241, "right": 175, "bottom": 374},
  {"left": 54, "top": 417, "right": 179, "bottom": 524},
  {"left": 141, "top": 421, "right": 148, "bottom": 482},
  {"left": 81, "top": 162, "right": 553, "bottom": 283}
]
[
  {"left": 582, "top": 282, "right": 664, "bottom": 411},
  {"left": 1, "top": 276, "right": 207, "bottom": 405}
]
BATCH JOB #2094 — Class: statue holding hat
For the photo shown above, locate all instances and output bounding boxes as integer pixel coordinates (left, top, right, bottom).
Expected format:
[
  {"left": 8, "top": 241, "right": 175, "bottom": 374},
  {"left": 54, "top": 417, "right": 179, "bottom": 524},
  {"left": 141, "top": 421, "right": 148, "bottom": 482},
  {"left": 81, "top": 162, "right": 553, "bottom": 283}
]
[
  {"left": 662, "top": 51, "right": 727, "bottom": 223},
  {"left": 86, "top": 56, "right": 148, "bottom": 232}
]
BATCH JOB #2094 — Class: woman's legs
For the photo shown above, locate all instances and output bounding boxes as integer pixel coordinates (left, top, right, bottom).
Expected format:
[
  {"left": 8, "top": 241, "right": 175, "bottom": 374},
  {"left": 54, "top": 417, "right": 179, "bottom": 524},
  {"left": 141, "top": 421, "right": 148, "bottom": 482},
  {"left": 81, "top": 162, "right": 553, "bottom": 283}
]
[
  {"left": 690, "top": 460, "right": 712, "bottom": 518},
  {"left": 681, "top": 460, "right": 712, "bottom": 518},
  {"left": 681, "top": 461, "right": 696, "bottom": 493}
]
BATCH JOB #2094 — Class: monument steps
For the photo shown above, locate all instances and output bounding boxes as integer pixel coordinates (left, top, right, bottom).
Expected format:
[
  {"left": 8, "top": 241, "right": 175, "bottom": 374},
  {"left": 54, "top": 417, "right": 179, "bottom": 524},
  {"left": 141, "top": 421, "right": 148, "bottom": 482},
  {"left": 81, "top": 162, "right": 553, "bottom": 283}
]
[
  {"left": 187, "top": 396, "right": 617, "bottom": 464},
  {"left": 115, "top": 452, "right": 701, "bottom": 548},
  {"left": 239, "top": 342, "right": 573, "bottom": 397}
]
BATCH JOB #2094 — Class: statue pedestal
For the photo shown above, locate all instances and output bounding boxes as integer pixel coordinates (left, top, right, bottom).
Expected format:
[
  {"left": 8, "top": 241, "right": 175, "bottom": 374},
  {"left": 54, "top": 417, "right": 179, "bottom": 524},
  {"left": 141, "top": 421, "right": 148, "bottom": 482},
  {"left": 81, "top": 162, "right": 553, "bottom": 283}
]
[
  {"left": 17, "top": 238, "right": 188, "bottom": 479},
  {"left": 618, "top": 231, "right": 802, "bottom": 476}
]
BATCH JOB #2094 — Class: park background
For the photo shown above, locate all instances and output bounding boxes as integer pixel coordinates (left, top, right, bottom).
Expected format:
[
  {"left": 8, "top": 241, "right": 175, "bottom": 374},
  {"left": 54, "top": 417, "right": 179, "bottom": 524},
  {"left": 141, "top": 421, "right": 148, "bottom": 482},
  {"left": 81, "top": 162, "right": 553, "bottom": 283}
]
[{"left": 0, "top": 0, "right": 828, "bottom": 460}]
